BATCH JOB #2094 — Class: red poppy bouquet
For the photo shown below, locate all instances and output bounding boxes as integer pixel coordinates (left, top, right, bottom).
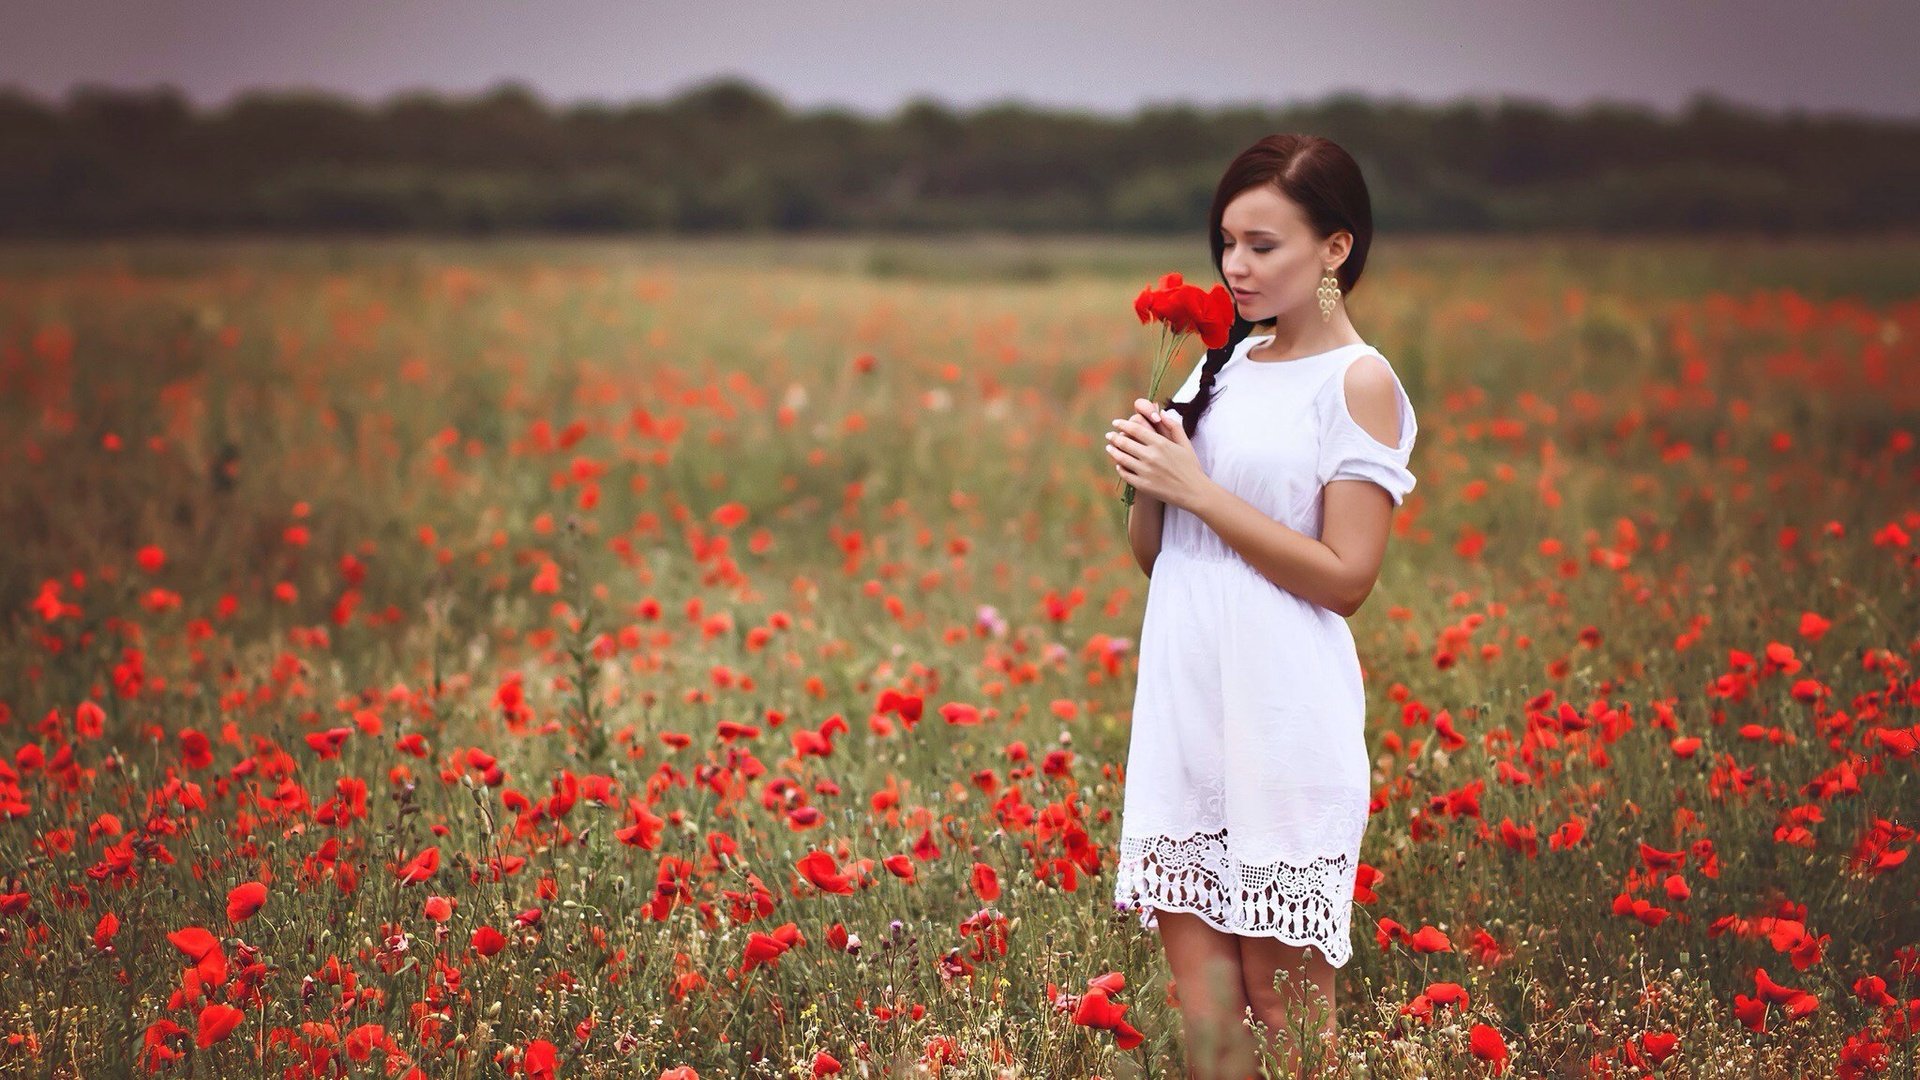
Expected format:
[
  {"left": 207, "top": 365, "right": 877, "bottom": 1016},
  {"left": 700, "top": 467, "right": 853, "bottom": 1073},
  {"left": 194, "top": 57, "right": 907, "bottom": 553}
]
[{"left": 1120, "top": 272, "right": 1234, "bottom": 507}]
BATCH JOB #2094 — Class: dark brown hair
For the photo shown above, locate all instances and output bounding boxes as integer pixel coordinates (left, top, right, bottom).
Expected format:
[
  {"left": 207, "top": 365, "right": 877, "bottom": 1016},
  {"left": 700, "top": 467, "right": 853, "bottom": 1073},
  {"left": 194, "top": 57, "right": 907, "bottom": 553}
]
[{"left": 1164, "top": 134, "right": 1374, "bottom": 439}]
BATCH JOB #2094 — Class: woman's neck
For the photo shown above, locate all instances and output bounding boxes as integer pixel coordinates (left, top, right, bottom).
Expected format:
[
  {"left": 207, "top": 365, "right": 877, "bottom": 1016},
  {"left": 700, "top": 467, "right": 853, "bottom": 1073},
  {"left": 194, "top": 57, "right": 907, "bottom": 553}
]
[{"left": 1246, "top": 314, "right": 1361, "bottom": 361}]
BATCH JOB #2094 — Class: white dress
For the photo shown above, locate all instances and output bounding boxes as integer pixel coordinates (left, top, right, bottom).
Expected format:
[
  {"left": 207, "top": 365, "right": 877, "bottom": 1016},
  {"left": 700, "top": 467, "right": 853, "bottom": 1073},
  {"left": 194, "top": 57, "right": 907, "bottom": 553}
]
[{"left": 1111, "top": 334, "right": 1418, "bottom": 969}]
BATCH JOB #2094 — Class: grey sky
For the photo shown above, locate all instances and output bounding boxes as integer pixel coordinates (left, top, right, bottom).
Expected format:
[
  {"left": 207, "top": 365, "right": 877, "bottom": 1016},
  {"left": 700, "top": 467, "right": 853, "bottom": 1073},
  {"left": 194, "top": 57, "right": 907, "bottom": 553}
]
[{"left": 3, "top": 0, "right": 1915, "bottom": 119}]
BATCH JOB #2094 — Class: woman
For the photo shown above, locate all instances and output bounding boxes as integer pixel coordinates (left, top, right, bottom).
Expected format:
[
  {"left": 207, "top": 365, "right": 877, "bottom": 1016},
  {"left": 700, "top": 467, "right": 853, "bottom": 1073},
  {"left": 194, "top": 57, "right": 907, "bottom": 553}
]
[{"left": 1104, "top": 134, "right": 1418, "bottom": 1080}]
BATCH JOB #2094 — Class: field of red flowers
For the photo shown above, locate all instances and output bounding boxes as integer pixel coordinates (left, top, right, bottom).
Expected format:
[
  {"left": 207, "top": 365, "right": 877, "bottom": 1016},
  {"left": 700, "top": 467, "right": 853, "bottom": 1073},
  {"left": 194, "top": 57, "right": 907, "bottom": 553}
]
[{"left": 1, "top": 235, "right": 1917, "bottom": 1078}]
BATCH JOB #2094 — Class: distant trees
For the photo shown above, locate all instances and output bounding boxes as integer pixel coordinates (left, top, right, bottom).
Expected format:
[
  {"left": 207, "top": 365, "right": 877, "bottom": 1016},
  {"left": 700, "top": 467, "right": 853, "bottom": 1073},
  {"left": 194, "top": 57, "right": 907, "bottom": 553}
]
[{"left": 0, "top": 77, "right": 1912, "bottom": 235}]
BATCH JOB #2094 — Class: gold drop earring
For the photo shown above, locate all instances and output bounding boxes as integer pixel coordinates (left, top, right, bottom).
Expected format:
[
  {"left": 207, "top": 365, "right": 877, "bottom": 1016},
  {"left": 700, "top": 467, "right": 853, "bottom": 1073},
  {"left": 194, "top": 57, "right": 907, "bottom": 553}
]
[{"left": 1318, "top": 266, "right": 1341, "bottom": 322}]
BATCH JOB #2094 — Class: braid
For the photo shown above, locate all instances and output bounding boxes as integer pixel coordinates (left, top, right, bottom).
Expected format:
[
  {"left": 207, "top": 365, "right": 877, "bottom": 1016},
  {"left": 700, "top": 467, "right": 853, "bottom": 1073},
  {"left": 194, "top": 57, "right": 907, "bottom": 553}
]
[{"left": 1162, "top": 315, "right": 1257, "bottom": 441}]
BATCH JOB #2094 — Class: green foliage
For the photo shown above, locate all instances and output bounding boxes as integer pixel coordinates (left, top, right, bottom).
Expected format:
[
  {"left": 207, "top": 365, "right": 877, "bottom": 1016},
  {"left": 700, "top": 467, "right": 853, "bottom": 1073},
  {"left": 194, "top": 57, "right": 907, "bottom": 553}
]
[{"left": 3, "top": 82, "right": 1917, "bottom": 235}]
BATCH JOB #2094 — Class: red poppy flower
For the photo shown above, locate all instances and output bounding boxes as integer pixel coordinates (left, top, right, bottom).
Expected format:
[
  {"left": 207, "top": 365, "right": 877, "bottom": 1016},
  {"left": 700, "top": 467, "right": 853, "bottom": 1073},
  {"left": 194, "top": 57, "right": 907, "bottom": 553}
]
[
  {"left": 196, "top": 1004, "right": 244, "bottom": 1048},
  {"left": 797, "top": 850, "right": 856, "bottom": 895},
  {"left": 971, "top": 862, "right": 1000, "bottom": 902},
  {"left": 1469, "top": 1023, "right": 1510, "bottom": 1073},
  {"left": 1120, "top": 271, "right": 1235, "bottom": 508},
  {"left": 1132, "top": 272, "right": 1235, "bottom": 349},
  {"left": 226, "top": 882, "right": 267, "bottom": 924},
  {"left": 471, "top": 925, "right": 506, "bottom": 956},
  {"left": 395, "top": 846, "right": 440, "bottom": 885}
]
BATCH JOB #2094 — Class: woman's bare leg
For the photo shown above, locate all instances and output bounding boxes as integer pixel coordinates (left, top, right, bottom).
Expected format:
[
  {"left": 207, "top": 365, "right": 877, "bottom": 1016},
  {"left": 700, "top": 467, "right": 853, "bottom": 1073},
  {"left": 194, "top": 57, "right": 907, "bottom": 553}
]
[
  {"left": 1155, "top": 909, "right": 1261, "bottom": 1080},
  {"left": 1237, "top": 937, "right": 1338, "bottom": 1079}
]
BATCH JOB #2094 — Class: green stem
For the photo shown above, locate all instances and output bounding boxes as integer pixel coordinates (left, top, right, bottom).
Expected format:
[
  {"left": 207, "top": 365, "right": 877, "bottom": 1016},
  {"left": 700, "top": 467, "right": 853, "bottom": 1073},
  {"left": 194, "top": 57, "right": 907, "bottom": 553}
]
[{"left": 1122, "top": 326, "right": 1197, "bottom": 509}]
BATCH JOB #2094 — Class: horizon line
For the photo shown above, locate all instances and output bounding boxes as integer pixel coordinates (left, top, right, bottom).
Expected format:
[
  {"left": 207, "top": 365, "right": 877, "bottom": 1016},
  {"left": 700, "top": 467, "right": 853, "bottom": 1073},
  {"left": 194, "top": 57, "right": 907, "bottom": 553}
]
[{"left": 5, "top": 76, "right": 1913, "bottom": 126}]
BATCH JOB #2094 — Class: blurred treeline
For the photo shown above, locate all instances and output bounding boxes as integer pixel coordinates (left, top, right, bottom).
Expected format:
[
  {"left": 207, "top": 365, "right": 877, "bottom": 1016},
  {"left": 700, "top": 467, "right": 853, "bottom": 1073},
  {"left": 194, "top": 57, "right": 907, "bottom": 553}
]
[{"left": 2, "top": 77, "right": 1916, "bottom": 236}]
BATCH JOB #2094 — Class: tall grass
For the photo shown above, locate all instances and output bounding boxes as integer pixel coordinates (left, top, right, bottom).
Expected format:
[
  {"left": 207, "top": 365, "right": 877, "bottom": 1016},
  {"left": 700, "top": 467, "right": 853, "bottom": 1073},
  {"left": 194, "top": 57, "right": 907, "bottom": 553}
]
[{"left": 0, "top": 234, "right": 1915, "bottom": 1077}]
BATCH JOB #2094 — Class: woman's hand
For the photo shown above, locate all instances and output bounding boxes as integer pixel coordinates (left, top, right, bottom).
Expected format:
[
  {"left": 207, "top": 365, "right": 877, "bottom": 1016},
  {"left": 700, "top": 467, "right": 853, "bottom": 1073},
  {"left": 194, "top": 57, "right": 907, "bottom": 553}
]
[{"left": 1106, "top": 397, "right": 1214, "bottom": 512}]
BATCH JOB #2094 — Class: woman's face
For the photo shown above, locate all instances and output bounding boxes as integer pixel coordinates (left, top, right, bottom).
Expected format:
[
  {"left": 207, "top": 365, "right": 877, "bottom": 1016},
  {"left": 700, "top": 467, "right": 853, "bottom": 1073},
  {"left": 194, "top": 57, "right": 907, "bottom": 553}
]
[{"left": 1217, "top": 185, "right": 1348, "bottom": 325}]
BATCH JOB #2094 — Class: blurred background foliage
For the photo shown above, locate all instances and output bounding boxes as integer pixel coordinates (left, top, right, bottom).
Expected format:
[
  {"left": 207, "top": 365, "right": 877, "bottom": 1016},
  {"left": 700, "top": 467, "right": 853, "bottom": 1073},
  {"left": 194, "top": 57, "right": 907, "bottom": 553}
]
[{"left": 1, "top": 77, "right": 1916, "bottom": 237}]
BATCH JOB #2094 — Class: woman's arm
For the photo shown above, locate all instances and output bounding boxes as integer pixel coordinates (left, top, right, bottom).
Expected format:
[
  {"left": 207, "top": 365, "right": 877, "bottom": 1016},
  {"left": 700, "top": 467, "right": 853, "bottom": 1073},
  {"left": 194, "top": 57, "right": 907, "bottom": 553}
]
[
  {"left": 1126, "top": 491, "right": 1166, "bottom": 578},
  {"left": 1185, "top": 487, "right": 1374, "bottom": 615},
  {"left": 1186, "top": 361, "right": 1405, "bottom": 615}
]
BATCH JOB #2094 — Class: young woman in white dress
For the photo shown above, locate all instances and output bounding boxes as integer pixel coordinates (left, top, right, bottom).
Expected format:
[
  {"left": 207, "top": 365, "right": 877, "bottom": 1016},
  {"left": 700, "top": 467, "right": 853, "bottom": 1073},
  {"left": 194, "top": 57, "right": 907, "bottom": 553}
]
[{"left": 1104, "top": 133, "right": 1418, "bottom": 1080}]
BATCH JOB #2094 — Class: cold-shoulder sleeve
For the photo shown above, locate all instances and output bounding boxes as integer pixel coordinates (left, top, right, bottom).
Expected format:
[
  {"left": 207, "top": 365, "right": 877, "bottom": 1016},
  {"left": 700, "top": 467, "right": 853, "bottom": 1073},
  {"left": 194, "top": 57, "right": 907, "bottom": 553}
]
[{"left": 1317, "top": 351, "right": 1418, "bottom": 506}]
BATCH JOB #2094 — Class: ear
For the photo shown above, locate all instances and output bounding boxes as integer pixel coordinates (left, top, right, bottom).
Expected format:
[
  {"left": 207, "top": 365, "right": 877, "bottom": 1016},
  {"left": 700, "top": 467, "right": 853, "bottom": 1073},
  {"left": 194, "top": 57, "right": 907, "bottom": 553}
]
[{"left": 1327, "top": 230, "right": 1352, "bottom": 269}]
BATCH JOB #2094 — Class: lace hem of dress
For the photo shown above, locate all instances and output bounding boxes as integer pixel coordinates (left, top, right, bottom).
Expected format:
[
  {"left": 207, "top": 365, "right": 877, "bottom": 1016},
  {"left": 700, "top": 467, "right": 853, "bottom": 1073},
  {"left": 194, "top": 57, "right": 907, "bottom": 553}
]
[{"left": 1112, "top": 828, "right": 1358, "bottom": 969}]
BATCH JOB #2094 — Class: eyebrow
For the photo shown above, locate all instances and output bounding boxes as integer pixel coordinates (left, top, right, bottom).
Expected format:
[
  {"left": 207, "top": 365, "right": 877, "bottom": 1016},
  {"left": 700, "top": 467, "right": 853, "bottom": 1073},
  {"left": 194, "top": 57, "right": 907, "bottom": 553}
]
[{"left": 1221, "top": 229, "right": 1278, "bottom": 238}]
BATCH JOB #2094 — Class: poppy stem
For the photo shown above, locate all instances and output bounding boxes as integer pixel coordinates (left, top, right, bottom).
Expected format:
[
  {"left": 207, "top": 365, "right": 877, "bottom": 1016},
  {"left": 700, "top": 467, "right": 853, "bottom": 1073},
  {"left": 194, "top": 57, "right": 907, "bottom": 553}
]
[{"left": 719, "top": 967, "right": 757, "bottom": 1044}]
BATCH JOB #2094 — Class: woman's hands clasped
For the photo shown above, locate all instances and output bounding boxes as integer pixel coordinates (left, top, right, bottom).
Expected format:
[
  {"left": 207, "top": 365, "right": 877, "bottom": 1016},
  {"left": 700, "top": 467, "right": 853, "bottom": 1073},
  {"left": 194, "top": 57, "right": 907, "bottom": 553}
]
[{"left": 1106, "top": 397, "right": 1213, "bottom": 512}]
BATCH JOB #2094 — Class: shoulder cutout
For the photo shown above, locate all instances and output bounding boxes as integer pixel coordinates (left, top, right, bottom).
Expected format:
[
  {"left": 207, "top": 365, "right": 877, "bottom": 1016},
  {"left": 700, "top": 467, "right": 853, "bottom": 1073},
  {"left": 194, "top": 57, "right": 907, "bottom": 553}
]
[
  {"left": 1317, "top": 351, "right": 1418, "bottom": 506},
  {"left": 1338, "top": 353, "right": 1402, "bottom": 450}
]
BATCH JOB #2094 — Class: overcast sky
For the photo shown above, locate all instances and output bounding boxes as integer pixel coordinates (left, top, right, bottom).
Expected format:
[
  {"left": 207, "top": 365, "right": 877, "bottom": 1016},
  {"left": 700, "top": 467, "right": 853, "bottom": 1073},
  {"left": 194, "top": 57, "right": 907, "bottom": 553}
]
[{"left": 4, "top": 0, "right": 1915, "bottom": 119}]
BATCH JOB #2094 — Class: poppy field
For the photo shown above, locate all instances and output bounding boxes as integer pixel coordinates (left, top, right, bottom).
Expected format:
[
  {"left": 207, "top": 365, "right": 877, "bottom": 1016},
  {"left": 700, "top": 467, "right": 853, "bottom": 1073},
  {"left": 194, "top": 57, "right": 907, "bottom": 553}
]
[{"left": 1, "top": 234, "right": 1918, "bottom": 1077}]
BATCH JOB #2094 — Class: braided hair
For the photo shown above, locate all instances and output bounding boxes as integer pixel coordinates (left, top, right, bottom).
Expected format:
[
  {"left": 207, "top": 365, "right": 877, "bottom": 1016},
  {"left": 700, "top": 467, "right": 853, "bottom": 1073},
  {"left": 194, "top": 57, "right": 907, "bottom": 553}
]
[
  {"left": 1161, "top": 314, "right": 1258, "bottom": 441},
  {"left": 1159, "top": 133, "right": 1373, "bottom": 441}
]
